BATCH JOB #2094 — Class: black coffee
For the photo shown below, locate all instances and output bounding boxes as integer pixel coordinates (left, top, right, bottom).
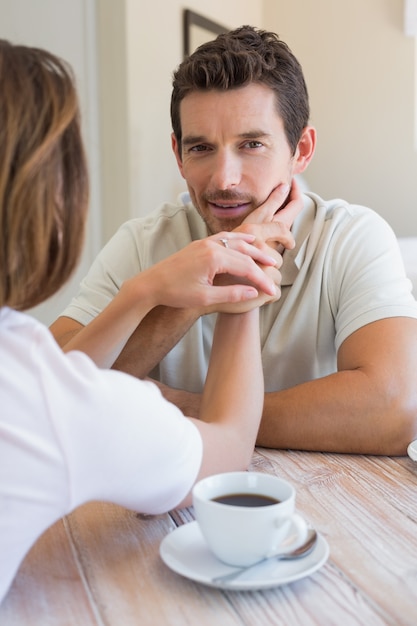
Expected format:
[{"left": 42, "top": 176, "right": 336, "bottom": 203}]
[{"left": 212, "top": 493, "right": 280, "bottom": 507}]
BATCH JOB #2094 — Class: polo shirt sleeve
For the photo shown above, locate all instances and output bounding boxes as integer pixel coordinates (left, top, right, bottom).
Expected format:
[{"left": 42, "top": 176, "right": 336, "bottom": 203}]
[
  {"left": 60, "top": 202, "right": 202, "bottom": 327},
  {"left": 61, "top": 220, "right": 145, "bottom": 325},
  {"left": 329, "top": 207, "right": 417, "bottom": 350}
]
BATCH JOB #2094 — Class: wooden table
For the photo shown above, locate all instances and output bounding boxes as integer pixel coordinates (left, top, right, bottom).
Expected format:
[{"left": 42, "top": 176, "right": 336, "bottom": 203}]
[{"left": 1, "top": 449, "right": 417, "bottom": 625}]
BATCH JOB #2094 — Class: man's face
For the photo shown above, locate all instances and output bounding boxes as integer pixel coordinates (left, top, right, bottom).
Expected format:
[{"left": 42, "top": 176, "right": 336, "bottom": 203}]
[{"left": 172, "top": 82, "right": 300, "bottom": 234}]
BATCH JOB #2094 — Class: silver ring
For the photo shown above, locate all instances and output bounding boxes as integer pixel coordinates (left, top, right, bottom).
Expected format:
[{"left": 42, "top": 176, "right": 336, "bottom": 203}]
[{"left": 220, "top": 238, "right": 229, "bottom": 248}]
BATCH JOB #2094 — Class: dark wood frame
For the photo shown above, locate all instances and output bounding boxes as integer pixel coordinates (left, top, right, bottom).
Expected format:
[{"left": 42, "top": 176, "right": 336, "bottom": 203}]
[{"left": 183, "top": 9, "right": 228, "bottom": 58}]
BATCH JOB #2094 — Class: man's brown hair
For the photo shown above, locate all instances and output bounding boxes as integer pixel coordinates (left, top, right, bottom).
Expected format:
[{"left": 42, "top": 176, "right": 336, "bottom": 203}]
[{"left": 171, "top": 25, "right": 310, "bottom": 156}]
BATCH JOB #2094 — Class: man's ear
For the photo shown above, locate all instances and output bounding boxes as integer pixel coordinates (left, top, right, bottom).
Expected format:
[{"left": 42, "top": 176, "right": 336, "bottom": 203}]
[
  {"left": 171, "top": 133, "right": 185, "bottom": 178},
  {"left": 292, "top": 126, "right": 316, "bottom": 175}
]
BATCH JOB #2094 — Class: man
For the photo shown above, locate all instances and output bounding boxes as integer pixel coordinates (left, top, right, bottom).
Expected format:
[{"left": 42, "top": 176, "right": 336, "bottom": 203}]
[{"left": 50, "top": 26, "right": 417, "bottom": 455}]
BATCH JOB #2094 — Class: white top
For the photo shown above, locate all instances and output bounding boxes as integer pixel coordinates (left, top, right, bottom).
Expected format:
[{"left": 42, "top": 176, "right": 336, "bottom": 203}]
[
  {"left": 62, "top": 192, "right": 417, "bottom": 392},
  {"left": 0, "top": 307, "right": 202, "bottom": 604}
]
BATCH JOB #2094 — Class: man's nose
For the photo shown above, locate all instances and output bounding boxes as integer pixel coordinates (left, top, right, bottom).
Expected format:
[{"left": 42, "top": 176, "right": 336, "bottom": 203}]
[{"left": 210, "top": 151, "right": 241, "bottom": 190}]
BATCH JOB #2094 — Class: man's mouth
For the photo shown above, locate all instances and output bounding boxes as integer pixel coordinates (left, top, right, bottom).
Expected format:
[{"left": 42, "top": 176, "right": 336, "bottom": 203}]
[{"left": 208, "top": 200, "right": 251, "bottom": 218}]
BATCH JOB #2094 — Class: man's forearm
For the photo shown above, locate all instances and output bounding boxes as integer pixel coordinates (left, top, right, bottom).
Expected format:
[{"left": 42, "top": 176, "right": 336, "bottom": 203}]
[
  {"left": 258, "top": 318, "right": 417, "bottom": 455},
  {"left": 112, "top": 305, "right": 199, "bottom": 378},
  {"left": 257, "top": 372, "right": 416, "bottom": 455}
]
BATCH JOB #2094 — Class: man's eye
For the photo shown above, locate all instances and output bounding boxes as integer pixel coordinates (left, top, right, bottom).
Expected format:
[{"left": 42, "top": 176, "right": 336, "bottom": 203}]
[
  {"left": 190, "top": 144, "right": 209, "bottom": 152},
  {"left": 245, "top": 140, "right": 263, "bottom": 149}
]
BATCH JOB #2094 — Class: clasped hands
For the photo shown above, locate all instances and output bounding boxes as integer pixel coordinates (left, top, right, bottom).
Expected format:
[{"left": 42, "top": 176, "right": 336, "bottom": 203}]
[{"left": 203, "top": 179, "right": 303, "bottom": 314}]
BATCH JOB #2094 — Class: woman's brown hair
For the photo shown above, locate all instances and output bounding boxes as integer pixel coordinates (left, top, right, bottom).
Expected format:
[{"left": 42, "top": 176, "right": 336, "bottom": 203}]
[{"left": 0, "top": 40, "right": 88, "bottom": 310}]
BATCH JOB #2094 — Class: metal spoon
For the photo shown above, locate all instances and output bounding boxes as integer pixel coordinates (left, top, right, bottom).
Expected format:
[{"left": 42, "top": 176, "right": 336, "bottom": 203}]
[{"left": 212, "top": 528, "right": 318, "bottom": 584}]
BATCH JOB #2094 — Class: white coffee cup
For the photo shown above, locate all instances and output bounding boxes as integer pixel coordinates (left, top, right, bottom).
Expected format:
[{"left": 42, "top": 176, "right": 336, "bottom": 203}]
[{"left": 192, "top": 471, "right": 308, "bottom": 567}]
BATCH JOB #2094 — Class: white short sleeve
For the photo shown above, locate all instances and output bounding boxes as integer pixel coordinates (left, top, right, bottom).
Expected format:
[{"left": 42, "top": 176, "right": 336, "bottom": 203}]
[{"left": 0, "top": 309, "right": 203, "bottom": 603}]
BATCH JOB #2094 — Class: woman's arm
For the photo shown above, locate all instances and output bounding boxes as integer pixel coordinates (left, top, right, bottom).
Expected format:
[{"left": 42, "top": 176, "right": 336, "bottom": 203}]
[{"left": 177, "top": 308, "right": 263, "bottom": 506}]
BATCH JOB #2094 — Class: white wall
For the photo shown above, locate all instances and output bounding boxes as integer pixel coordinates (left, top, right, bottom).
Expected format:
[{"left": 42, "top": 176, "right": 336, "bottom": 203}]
[
  {"left": 97, "top": 0, "right": 263, "bottom": 242},
  {"left": 0, "top": 0, "right": 101, "bottom": 324},
  {"left": 264, "top": 0, "right": 417, "bottom": 236}
]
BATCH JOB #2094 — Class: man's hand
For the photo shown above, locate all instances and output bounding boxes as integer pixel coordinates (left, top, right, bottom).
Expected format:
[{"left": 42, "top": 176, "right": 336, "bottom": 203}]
[
  {"left": 237, "top": 178, "right": 303, "bottom": 257},
  {"left": 205, "top": 180, "right": 303, "bottom": 313},
  {"left": 242, "top": 178, "right": 303, "bottom": 229}
]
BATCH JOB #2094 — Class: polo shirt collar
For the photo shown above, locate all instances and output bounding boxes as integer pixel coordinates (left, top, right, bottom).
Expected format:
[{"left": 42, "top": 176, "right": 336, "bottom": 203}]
[{"left": 280, "top": 193, "right": 316, "bottom": 287}]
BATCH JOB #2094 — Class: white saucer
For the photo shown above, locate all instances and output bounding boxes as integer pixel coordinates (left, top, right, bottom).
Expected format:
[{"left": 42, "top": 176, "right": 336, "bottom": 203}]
[
  {"left": 408, "top": 440, "right": 417, "bottom": 461},
  {"left": 159, "top": 521, "right": 329, "bottom": 591}
]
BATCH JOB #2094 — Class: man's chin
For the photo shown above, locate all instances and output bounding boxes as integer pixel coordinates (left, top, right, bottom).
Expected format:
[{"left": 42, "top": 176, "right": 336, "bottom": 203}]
[{"left": 206, "top": 216, "right": 246, "bottom": 234}]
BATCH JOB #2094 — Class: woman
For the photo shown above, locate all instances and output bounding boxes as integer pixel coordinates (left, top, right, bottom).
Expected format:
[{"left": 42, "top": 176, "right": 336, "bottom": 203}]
[{"left": 0, "top": 40, "right": 297, "bottom": 604}]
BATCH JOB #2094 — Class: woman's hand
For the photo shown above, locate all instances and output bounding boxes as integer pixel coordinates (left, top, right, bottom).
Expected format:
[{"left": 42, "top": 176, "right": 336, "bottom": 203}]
[{"left": 136, "top": 231, "right": 279, "bottom": 312}]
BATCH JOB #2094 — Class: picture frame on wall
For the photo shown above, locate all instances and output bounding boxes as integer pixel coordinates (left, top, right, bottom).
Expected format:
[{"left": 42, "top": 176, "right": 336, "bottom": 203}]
[{"left": 183, "top": 9, "right": 228, "bottom": 58}]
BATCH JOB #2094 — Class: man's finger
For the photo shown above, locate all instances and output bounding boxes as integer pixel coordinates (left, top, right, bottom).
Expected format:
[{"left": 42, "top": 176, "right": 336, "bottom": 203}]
[
  {"left": 243, "top": 182, "right": 290, "bottom": 225},
  {"left": 271, "top": 178, "right": 303, "bottom": 227}
]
